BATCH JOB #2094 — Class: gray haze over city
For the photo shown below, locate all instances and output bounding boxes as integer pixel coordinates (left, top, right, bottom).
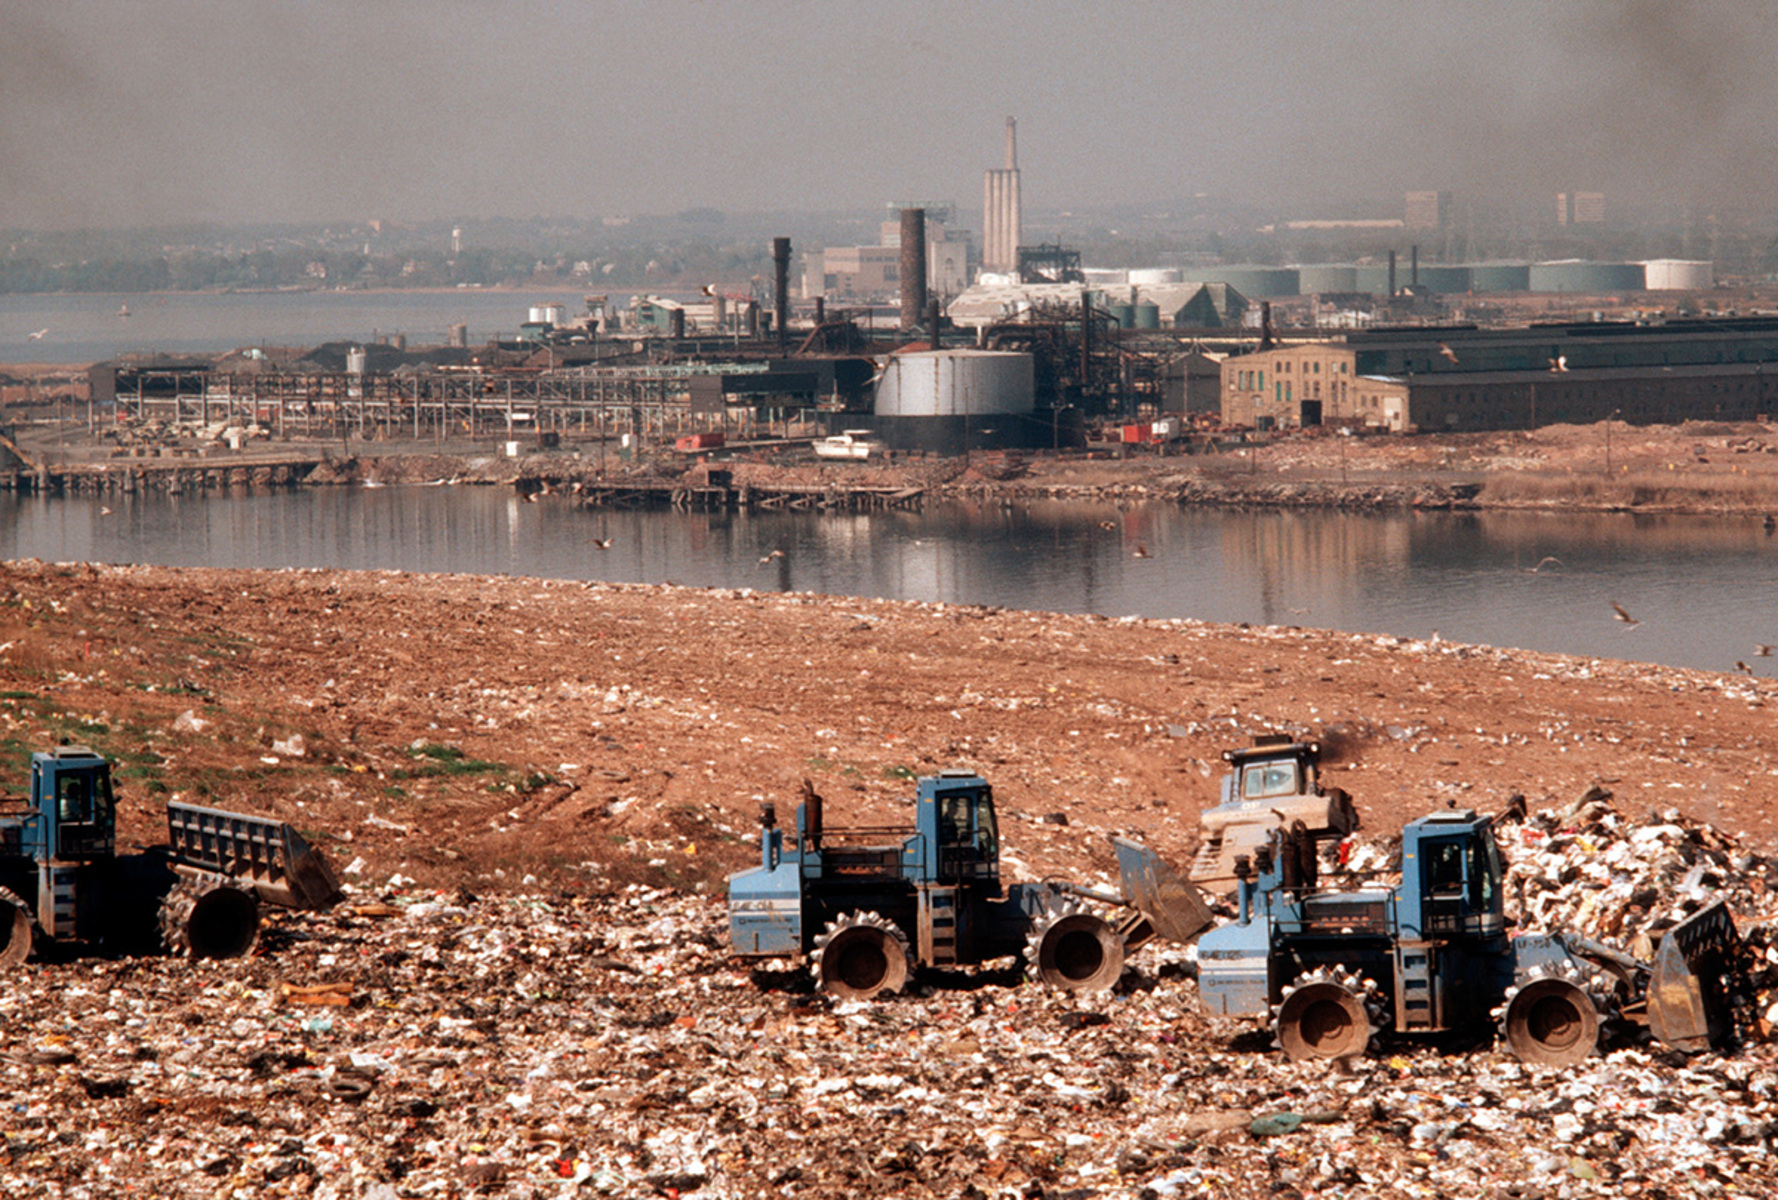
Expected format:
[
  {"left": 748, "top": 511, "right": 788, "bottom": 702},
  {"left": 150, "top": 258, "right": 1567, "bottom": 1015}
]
[{"left": 4, "top": 0, "right": 1775, "bottom": 231}]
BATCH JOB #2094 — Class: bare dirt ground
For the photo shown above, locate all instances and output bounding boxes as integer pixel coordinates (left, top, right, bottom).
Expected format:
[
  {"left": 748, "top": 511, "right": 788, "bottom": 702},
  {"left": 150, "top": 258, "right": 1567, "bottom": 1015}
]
[{"left": 3, "top": 556, "right": 1774, "bottom": 900}]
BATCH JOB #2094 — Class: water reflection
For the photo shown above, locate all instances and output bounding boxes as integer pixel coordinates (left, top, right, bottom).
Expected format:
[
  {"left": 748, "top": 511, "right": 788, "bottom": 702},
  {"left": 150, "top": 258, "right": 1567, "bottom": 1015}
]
[{"left": 2, "top": 488, "right": 1773, "bottom": 674}]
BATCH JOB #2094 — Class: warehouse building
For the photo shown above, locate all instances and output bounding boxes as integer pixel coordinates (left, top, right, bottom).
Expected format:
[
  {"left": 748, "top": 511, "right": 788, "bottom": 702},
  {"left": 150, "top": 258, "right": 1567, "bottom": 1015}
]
[{"left": 1222, "top": 318, "right": 1778, "bottom": 431}]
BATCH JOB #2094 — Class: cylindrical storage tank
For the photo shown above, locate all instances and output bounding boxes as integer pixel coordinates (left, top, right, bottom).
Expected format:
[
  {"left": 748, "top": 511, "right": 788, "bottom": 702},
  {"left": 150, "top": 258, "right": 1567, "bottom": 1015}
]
[
  {"left": 541, "top": 302, "right": 565, "bottom": 326},
  {"left": 1106, "top": 302, "right": 1135, "bottom": 329},
  {"left": 1413, "top": 265, "right": 1471, "bottom": 294},
  {"left": 346, "top": 348, "right": 367, "bottom": 375},
  {"left": 1465, "top": 262, "right": 1532, "bottom": 292},
  {"left": 528, "top": 305, "right": 551, "bottom": 324},
  {"left": 1296, "top": 264, "right": 1358, "bottom": 293},
  {"left": 1530, "top": 261, "right": 1646, "bottom": 293},
  {"left": 1643, "top": 259, "right": 1715, "bottom": 290},
  {"left": 874, "top": 350, "right": 1036, "bottom": 416},
  {"left": 1353, "top": 265, "right": 1393, "bottom": 294},
  {"left": 1129, "top": 267, "right": 1182, "bottom": 286},
  {"left": 1083, "top": 268, "right": 1128, "bottom": 286},
  {"left": 1181, "top": 266, "right": 1301, "bottom": 297},
  {"left": 1133, "top": 300, "right": 1161, "bottom": 329}
]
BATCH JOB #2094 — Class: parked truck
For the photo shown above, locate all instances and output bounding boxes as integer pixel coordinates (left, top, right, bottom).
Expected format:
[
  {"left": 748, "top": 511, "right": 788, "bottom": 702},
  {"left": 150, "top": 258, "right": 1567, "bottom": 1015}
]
[
  {"left": 1192, "top": 765, "right": 1741, "bottom": 1065},
  {"left": 0, "top": 743, "right": 342, "bottom": 966},
  {"left": 727, "top": 772, "right": 1215, "bottom": 999}
]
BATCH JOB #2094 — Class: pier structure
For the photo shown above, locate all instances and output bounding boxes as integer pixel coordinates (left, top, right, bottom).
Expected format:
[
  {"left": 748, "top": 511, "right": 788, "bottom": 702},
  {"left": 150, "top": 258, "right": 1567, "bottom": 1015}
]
[{"left": 104, "top": 361, "right": 831, "bottom": 445}]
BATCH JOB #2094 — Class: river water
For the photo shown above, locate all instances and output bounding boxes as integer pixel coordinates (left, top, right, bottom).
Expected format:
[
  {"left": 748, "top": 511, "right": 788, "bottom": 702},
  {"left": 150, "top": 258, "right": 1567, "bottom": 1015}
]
[
  {"left": 3, "top": 486, "right": 1773, "bottom": 675},
  {"left": 1, "top": 289, "right": 603, "bottom": 366}
]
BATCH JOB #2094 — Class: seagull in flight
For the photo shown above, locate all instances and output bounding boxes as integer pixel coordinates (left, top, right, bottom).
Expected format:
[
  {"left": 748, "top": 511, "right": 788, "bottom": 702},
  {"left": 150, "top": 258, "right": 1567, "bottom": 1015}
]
[
  {"left": 591, "top": 537, "right": 613, "bottom": 550},
  {"left": 758, "top": 548, "right": 786, "bottom": 566},
  {"left": 1755, "top": 643, "right": 1772, "bottom": 657},
  {"left": 27, "top": 328, "right": 47, "bottom": 341},
  {"left": 1548, "top": 354, "right": 1568, "bottom": 372},
  {"left": 1133, "top": 543, "right": 1153, "bottom": 559},
  {"left": 1437, "top": 342, "right": 1459, "bottom": 365},
  {"left": 1610, "top": 601, "right": 1640, "bottom": 628},
  {"left": 1523, "top": 556, "right": 1564, "bottom": 574},
  {"left": 1736, "top": 661, "right": 1755, "bottom": 676}
]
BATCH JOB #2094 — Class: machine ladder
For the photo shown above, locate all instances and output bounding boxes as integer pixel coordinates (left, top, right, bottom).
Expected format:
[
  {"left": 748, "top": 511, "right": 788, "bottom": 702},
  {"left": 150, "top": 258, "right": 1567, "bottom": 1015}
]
[{"left": 919, "top": 886, "right": 959, "bottom": 966}]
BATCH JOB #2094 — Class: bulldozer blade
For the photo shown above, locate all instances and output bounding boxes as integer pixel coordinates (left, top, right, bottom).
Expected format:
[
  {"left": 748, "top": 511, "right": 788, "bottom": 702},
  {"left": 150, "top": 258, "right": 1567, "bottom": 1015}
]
[
  {"left": 1647, "top": 899, "right": 1740, "bottom": 1054},
  {"left": 1111, "top": 836, "right": 1215, "bottom": 947}
]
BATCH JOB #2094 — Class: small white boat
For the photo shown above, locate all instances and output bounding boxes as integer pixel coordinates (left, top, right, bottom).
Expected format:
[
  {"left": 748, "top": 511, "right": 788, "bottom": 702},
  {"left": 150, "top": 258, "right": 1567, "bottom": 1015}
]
[{"left": 814, "top": 429, "right": 883, "bottom": 461}]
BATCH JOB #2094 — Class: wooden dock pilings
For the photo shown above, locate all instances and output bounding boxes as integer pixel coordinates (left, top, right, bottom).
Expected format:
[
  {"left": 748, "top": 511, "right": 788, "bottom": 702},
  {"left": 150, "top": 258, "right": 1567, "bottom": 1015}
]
[
  {"left": 580, "top": 480, "right": 926, "bottom": 512},
  {"left": 4, "top": 458, "right": 323, "bottom": 496}
]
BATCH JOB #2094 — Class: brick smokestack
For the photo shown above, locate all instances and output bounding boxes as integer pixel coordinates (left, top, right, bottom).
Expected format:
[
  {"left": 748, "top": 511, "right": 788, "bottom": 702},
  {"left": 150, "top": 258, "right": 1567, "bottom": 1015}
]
[
  {"left": 899, "top": 208, "right": 927, "bottom": 332},
  {"left": 773, "top": 237, "right": 791, "bottom": 354}
]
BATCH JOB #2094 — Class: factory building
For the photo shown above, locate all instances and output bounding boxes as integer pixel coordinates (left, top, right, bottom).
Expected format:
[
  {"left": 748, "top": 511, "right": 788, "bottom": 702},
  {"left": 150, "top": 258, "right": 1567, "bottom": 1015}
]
[
  {"left": 982, "top": 117, "right": 1022, "bottom": 275},
  {"left": 1404, "top": 191, "right": 1452, "bottom": 230},
  {"left": 1221, "top": 318, "right": 1778, "bottom": 432},
  {"left": 805, "top": 212, "right": 972, "bottom": 303}
]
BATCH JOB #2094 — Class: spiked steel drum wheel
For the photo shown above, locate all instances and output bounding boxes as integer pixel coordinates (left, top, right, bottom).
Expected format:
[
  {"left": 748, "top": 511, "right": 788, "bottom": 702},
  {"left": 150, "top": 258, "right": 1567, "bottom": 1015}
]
[
  {"left": 1024, "top": 902, "right": 1125, "bottom": 992},
  {"left": 159, "top": 880, "right": 261, "bottom": 959},
  {"left": 1503, "top": 976, "right": 1600, "bottom": 1067},
  {"left": 0, "top": 886, "right": 32, "bottom": 968},
  {"left": 811, "top": 911, "right": 910, "bottom": 1000},
  {"left": 1275, "top": 967, "right": 1379, "bottom": 1061}
]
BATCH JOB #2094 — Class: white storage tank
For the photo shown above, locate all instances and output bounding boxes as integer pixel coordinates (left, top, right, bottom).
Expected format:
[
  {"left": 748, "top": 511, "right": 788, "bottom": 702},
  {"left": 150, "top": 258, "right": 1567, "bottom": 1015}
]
[
  {"left": 529, "top": 302, "right": 567, "bottom": 325},
  {"left": 1129, "top": 267, "right": 1183, "bottom": 286},
  {"left": 874, "top": 350, "right": 1035, "bottom": 417},
  {"left": 1642, "top": 259, "right": 1715, "bottom": 290}
]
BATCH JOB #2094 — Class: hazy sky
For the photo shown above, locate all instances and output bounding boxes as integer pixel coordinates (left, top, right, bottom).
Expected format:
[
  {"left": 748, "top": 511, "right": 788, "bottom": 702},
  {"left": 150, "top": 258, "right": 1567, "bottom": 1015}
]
[{"left": 4, "top": 1, "right": 1774, "bottom": 230}]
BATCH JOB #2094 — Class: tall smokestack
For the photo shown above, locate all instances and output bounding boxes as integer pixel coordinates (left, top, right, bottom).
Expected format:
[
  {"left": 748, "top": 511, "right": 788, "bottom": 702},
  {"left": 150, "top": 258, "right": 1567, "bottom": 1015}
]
[
  {"left": 1387, "top": 250, "right": 1397, "bottom": 298},
  {"left": 1411, "top": 244, "right": 1419, "bottom": 288},
  {"left": 899, "top": 208, "right": 927, "bottom": 332},
  {"left": 983, "top": 117, "right": 1023, "bottom": 275},
  {"left": 772, "top": 237, "right": 791, "bottom": 354}
]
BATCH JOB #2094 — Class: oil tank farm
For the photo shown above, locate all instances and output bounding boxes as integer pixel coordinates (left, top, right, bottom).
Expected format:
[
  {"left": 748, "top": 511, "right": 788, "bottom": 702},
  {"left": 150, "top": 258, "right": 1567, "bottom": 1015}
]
[{"left": 873, "top": 349, "right": 1036, "bottom": 452}]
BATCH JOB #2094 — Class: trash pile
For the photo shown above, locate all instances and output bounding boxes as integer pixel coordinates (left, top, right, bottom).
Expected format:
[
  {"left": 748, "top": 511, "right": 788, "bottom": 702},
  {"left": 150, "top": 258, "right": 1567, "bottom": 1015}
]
[
  {"left": 106, "top": 418, "right": 272, "bottom": 456},
  {"left": 1496, "top": 788, "right": 1778, "bottom": 1039},
  {"left": 3, "top": 832, "right": 1776, "bottom": 1200}
]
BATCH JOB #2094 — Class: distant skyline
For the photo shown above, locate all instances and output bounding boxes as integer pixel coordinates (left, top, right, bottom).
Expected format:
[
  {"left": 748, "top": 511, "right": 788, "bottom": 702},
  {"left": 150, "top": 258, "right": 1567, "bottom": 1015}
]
[{"left": 5, "top": 1, "right": 1775, "bottom": 232}]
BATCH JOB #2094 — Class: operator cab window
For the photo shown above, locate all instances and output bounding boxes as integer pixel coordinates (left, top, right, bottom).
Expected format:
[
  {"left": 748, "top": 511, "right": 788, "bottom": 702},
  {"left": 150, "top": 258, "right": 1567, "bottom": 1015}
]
[
  {"left": 1243, "top": 762, "right": 1301, "bottom": 799},
  {"left": 1425, "top": 840, "right": 1465, "bottom": 895},
  {"left": 975, "top": 788, "right": 999, "bottom": 862},
  {"left": 57, "top": 772, "right": 92, "bottom": 824}
]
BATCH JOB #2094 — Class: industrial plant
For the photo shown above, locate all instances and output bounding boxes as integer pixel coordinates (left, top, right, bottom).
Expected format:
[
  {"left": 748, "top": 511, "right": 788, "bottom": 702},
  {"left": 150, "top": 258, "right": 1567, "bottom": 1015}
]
[{"left": 62, "top": 121, "right": 1778, "bottom": 465}]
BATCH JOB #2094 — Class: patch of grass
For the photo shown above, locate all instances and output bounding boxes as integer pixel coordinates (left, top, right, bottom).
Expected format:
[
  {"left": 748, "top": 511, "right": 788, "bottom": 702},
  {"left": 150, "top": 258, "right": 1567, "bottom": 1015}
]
[
  {"left": 394, "top": 742, "right": 509, "bottom": 782},
  {"left": 883, "top": 764, "right": 917, "bottom": 780},
  {"left": 0, "top": 690, "right": 38, "bottom": 702}
]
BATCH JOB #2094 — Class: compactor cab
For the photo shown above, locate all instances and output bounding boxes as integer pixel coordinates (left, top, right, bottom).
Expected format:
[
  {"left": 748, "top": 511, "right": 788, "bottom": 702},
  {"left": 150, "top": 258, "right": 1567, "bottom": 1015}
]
[
  {"left": 921, "top": 770, "right": 999, "bottom": 886},
  {"left": 23, "top": 745, "right": 116, "bottom": 862}
]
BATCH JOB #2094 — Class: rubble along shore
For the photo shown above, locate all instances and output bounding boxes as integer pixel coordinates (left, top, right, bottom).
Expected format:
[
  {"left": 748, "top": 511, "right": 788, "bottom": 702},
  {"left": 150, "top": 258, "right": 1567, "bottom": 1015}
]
[{"left": 26, "top": 417, "right": 1778, "bottom": 514}]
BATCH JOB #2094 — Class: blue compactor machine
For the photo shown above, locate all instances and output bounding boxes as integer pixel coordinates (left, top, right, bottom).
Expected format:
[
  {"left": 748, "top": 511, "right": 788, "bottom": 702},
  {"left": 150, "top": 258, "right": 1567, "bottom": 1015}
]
[
  {"left": 1192, "top": 742, "right": 1742, "bottom": 1065},
  {"left": 727, "top": 771, "right": 1214, "bottom": 1000}
]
